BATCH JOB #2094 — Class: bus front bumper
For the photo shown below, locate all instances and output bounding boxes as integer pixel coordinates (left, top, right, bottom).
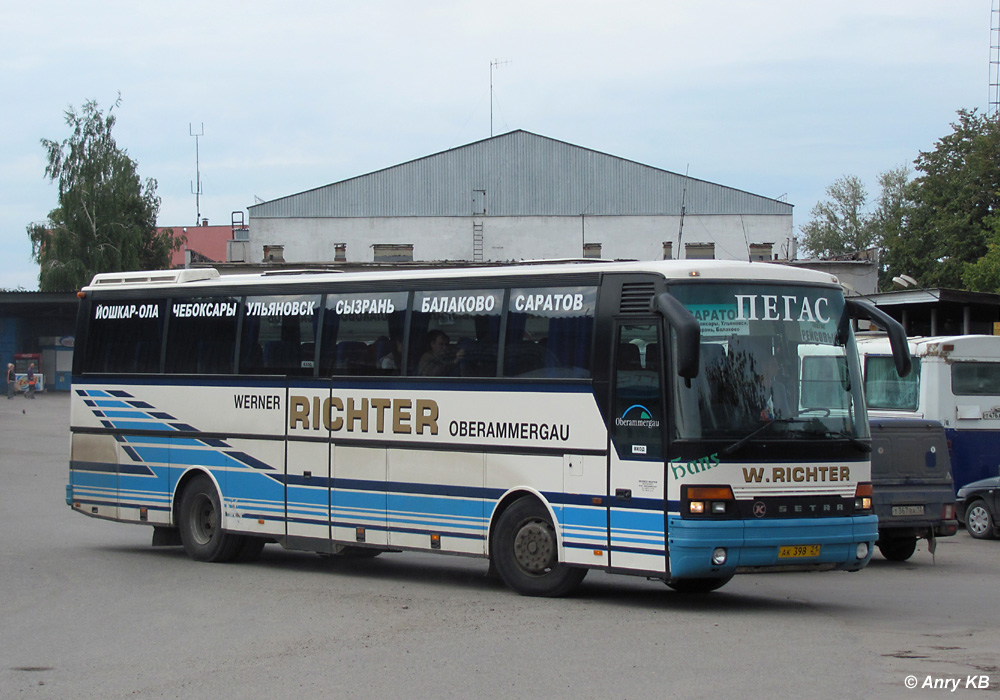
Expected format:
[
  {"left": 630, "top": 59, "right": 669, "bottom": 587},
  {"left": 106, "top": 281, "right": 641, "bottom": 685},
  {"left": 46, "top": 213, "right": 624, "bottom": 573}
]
[{"left": 667, "top": 515, "right": 878, "bottom": 580}]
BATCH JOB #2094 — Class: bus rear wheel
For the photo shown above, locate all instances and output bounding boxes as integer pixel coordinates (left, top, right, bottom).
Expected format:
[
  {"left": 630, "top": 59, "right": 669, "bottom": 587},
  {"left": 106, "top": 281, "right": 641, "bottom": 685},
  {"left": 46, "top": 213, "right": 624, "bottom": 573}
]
[
  {"left": 492, "top": 497, "right": 586, "bottom": 597},
  {"left": 178, "top": 475, "right": 245, "bottom": 562}
]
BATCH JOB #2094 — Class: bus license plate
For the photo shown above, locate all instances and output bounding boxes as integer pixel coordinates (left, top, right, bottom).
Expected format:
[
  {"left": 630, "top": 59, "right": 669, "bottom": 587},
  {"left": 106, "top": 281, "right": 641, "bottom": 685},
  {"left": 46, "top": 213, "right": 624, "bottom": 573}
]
[
  {"left": 778, "top": 545, "right": 820, "bottom": 559},
  {"left": 892, "top": 505, "right": 925, "bottom": 516}
]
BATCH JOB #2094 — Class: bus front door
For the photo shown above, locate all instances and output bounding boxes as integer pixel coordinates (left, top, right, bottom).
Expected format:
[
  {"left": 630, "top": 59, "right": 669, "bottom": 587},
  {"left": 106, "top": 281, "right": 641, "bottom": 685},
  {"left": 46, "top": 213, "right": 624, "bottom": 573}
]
[{"left": 607, "top": 321, "right": 668, "bottom": 574}]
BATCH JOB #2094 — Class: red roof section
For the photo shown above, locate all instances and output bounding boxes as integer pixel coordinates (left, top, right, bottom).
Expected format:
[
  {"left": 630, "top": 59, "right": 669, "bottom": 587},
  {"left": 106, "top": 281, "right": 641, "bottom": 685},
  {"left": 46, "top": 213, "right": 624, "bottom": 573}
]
[{"left": 160, "top": 225, "right": 235, "bottom": 267}]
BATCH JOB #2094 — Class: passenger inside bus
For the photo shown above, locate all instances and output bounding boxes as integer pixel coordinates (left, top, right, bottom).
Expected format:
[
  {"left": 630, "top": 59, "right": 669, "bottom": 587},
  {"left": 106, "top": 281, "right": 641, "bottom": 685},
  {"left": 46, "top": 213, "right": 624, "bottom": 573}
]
[{"left": 418, "top": 330, "right": 465, "bottom": 376}]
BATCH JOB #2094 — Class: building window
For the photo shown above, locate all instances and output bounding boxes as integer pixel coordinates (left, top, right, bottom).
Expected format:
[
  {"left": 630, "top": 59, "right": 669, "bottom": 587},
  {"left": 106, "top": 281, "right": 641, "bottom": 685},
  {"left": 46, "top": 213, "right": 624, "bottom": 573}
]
[
  {"left": 685, "top": 243, "right": 715, "bottom": 260},
  {"left": 583, "top": 243, "right": 602, "bottom": 259},
  {"left": 334, "top": 243, "right": 347, "bottom": 262},
  {"left": 372, "top": 244, "right": 413, "bottom": 263},
  {"left": 662, "top": 242, "right": 673, "bottom": 260},
  {"left": 750, "top": 243, "right": 773, "bottom": 261}
]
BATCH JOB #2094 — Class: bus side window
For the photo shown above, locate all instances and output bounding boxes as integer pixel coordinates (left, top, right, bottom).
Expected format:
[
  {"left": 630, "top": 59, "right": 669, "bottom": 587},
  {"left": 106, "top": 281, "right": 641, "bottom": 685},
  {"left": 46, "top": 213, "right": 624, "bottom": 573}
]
[
  {"left": 321, "top": 292, "right": 408, "bottom": 377},
  {"left": 165, "top": 297, "right": 239, "bottom": 375},
  {"left": 504, "top": 286, "right": 597, "bottom": 379},
  {"left": 239, "top": 294, "right": 320, "bottom": 376},
  {"left": 408, "top": 290, "right": 503, "bottom": 378},
  {"left": 83, "top": 299, "right": 166, "bottom": 374}
]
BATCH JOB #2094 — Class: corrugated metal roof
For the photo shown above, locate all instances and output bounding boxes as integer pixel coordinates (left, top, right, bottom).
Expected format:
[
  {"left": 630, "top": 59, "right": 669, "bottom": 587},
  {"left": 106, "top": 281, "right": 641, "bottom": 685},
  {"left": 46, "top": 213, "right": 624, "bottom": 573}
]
[{"left": 248, "top": 130, "right": 792, "bottom": 219}]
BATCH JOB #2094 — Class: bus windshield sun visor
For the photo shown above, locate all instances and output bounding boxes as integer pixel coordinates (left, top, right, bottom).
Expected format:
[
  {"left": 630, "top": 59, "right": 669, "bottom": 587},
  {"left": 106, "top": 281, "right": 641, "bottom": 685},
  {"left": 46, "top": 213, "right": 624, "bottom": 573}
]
[
  {"left": 845, "top": 298, "right": 912, "bottom": 378},
  {"left": 651, "top": 292, "right": 700, "bottom": 379}
]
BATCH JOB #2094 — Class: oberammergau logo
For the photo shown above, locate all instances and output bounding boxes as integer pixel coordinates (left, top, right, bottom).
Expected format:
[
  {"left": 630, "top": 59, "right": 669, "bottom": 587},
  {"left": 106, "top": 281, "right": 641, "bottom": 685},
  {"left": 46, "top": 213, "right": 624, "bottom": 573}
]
[{"left": 616, "top": 404, "right": 660, "bottom": 428}]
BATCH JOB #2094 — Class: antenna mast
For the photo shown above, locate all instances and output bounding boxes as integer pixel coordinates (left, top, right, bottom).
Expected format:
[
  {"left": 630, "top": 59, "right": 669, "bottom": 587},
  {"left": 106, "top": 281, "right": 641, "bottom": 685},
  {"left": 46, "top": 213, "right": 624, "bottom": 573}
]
[
  {"left": 490, "top": 59, "right": 511, "bottom": 136},
  {"left": 190, "top": 123, "right": 204, "bottom": 224},
  {"left": 992, "top": 0, "right": 1000, "bottom": 115}
]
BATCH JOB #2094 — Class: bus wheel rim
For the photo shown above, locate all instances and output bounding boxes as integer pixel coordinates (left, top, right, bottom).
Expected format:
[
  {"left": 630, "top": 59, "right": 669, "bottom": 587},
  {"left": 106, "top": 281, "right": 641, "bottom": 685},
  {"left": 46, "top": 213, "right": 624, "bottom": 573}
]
[{"left": 513, "top": 519, "right": 555, "bottom": 574}]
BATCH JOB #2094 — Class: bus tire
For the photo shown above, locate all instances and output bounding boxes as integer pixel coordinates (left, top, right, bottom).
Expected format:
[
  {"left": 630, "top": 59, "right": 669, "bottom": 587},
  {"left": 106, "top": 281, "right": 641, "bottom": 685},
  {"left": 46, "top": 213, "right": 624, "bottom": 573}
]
[
  {"left": 967, "top": 501, "right": 996, "bottom": 540},
  {"left": 333, "top": 545, "right": 383, "bottom": 559},
  {"left": 877, "top": 536, "right": 917, "bottom": 561},
  {"left": 234, "top": 536, "right": 267, "bottom": 562},
  {"left": 177, "top": 475, "right": 244, "bottom": 562},
  {"left": 665, "top": 576, "right": 733, "bottom": 594},
  {"left": 492, "top": 497, "right": 586, "bottom": 597}
]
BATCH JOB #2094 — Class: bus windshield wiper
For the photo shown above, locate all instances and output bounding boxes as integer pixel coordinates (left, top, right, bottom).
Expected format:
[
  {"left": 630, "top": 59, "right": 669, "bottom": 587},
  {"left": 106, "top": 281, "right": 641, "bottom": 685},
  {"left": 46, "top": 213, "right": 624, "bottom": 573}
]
[
  {"left": 723, "top": 418, "right": 804, "bottom": 455},
  {"left": 814, "top": 427, "right": 872, "bottom": 453}
]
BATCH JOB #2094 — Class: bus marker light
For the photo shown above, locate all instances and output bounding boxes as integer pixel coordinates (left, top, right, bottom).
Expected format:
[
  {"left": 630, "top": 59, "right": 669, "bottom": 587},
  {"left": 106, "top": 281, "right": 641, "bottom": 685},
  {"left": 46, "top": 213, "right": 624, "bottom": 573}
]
[
  {"left": 592, "top": 497, "right": 602, "bottom": 505},
  {"left": 593, "top": 550, "right": 604, "bottom": 556},
  {"left": 139, "top": 507, "right": 148, "bottom": 522},
  {"left": 356, "top": 527, "right": 366, "bottom": 542},
  {"left": 687, "top": 486, "right": 734, "bottom": 500},
  {"left": 854, "top": 483, "right": 873, "bottom": 511},
  {"left": 711, "top": 548, "right": 727, "bottom": 566},
  {"left": 430, "top": 533, "right": 441, "bottom": 549},
  {"left": 77, "top": 291, "right": 86, "bottom": 299},
  {"left": 258, "top": 519, "right": 265, "bottom": 525}
]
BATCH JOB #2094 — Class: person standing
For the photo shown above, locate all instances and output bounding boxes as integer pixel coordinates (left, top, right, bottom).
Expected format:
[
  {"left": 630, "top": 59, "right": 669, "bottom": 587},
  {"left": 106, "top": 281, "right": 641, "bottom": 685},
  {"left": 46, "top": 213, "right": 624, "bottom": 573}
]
[
  {"left": 5, "top": 363, "right": 13, "bottom": 399},
  {"left": 25, "top": 363, "right": 36, "bottom": 399}
]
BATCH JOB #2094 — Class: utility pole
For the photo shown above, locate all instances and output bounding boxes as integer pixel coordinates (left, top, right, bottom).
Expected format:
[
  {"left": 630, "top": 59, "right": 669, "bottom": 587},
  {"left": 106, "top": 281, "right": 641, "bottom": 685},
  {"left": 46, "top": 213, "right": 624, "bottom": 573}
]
[
  {"left": 190, "top": 123, "right": 204, "bottom": 224},
  {"left": 490, "top": 59, "right": 511, "bottom": 136}
]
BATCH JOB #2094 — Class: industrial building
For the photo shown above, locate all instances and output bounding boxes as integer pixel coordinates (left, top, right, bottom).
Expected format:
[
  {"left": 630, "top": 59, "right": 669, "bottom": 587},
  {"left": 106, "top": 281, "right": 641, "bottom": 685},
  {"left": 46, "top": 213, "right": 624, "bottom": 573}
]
[{"left": 245, "top": 130, "right": 795, "bottom": 265}]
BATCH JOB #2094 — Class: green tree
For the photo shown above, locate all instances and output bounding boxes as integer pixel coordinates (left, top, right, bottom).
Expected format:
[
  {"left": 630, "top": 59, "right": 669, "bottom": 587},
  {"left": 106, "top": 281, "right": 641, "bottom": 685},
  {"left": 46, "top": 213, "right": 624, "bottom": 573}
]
[
  {"left": 882, "top": 109, "right": 1000, "bottom": 290},
  {"left": 27, "top": 97, "right": 181, "bottom": 291},
  {"left": 799, "top": 175, "right": 872, "bottom": 258}
]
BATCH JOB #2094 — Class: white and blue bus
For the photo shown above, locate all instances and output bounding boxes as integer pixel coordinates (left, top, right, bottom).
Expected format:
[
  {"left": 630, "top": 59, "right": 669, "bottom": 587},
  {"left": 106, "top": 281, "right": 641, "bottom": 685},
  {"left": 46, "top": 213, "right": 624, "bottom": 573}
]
[
  {"left": 857, "top": 334, "right": 1000, "bottom": 493},
  {"left": 67, "top": 260, "right": 909, "bottom": 596}
]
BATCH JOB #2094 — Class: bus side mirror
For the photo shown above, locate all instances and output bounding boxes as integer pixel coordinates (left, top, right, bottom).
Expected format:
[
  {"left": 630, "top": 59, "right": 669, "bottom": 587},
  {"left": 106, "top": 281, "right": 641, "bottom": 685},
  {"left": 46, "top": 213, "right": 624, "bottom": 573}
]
[
  {"left": 845, "top": 299, "right": 912, "bottom": 377},
  {"left": 652, "top": 293, "right": 700, "bottom": 379}
]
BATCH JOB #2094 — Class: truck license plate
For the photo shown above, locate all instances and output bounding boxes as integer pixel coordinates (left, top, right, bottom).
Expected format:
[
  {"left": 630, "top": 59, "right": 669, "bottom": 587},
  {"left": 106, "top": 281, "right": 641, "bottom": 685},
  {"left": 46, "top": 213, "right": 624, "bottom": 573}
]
[
  {"left": 891, "top": 505, "right": 925, "bottom": 516},
  {"left": 778, "top": 544, "right": 821, "bottom": 558}
]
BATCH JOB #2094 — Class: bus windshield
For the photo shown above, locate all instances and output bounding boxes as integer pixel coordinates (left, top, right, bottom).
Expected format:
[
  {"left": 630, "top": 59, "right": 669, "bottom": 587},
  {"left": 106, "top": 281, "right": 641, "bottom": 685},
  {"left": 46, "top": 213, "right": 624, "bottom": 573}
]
[{"left": 668, "top": 282, "right": 869, "bottom": 445}]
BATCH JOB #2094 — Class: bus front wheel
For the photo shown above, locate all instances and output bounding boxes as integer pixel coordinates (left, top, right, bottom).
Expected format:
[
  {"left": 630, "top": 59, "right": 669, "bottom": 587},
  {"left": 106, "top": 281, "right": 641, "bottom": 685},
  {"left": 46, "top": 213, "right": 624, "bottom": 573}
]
[
  {"left": 666, "top": 576, "right": 733, "bottom": 594},
  {"left": 178, "top": 475, "right": 245, "bottom": 562},
  {"left": 492, "top": 497, "right": 586, "bottom": 597}
]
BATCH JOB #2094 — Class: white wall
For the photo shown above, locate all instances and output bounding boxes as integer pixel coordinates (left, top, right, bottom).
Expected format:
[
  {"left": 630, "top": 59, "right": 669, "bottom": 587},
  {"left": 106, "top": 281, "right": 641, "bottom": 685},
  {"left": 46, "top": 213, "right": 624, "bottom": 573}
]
[{"left": 249, "top": 214, "right": 793, "bottom": 263}]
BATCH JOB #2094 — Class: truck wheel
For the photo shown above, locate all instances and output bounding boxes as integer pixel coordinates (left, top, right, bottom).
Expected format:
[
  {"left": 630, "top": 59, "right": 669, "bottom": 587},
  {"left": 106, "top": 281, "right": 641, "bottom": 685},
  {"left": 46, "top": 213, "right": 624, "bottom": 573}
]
[
  {"left": 967, "top": 502, "right": 996, "bottom": 540},
  {"left": 492, "top": 497, "right": 586, "bottom": 597},
  {"left": 877, "top": 536, "right": 917, "bottom": 561}
]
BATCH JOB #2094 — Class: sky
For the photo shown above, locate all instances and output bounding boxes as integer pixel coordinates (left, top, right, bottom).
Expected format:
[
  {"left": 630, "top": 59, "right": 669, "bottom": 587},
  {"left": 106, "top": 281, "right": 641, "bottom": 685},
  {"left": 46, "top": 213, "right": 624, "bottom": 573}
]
[{"left": 0, "top": 1, "right": 992, "bottom": 290}]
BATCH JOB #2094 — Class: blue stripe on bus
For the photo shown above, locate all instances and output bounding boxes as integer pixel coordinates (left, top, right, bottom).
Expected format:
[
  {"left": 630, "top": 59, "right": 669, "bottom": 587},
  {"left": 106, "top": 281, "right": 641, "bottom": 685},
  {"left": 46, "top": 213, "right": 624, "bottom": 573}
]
[
  {"left": 226, "top": 451, "right": 276, "bottom": 471},
  {"left": 70, "top": 460, "right": 156, "bottom": 477},
  {"left": 106, "top": 420, "right": 176, "bottom": 432},
  {"left": 101, "top": 410, "right": 154, "bottom": 420}
]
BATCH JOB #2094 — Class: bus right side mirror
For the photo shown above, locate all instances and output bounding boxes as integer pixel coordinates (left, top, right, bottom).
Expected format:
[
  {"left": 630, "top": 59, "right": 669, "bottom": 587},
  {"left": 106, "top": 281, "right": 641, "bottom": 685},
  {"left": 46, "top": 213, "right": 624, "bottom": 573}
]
[
  {"left": 652, "top": 293, "right": 701, "bottom": 379},
  {"left": 845, "top": 299, "right": 912, "bottom": 377}
]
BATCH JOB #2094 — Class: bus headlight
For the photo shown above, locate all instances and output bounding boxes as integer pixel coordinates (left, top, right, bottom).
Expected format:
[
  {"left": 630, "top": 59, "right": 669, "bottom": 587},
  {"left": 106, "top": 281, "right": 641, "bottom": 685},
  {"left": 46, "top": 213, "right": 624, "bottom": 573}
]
[
  {"left": 712, "top": 548, "right": 727, "bottom": 566},
  {"left": 683, "top": 485, "right": 735, "bottom": 518},
  {"left": 856, "top": 542, "right": 869, "bottom": 559}
]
